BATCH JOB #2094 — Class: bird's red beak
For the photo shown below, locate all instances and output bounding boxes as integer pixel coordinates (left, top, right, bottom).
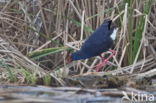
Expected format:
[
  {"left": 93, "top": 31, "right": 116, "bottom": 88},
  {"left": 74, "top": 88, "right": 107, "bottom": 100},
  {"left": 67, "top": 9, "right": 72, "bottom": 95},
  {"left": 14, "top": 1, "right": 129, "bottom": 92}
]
[{"left": 68, "top": 54, "right": 72, "bottom": 64}]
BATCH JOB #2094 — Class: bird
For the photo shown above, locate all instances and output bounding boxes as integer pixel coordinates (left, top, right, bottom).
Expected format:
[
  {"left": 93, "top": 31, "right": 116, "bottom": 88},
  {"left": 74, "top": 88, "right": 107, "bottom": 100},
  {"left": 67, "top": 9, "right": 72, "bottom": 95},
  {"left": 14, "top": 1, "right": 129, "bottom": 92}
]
[{"left": 68, "top": 19, "right": 117, "bottom": 72}]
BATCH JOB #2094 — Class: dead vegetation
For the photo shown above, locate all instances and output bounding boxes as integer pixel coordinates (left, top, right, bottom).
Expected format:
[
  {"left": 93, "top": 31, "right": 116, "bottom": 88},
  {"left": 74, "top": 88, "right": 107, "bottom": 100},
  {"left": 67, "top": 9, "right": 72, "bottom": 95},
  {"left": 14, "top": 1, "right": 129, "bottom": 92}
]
[{"left": 0, "top": 0, "right": 155, "bottom": 89}]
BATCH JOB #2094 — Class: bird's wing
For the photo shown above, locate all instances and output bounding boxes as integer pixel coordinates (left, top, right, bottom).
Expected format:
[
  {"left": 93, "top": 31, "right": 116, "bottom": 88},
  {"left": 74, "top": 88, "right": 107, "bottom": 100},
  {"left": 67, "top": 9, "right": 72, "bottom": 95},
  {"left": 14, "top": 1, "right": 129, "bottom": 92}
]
[
  {"left": 81, "top": 34, "right": 112, "bottom": 56},
  {"left": 79, "top": 21, "right": 114, "bottom": 57}
]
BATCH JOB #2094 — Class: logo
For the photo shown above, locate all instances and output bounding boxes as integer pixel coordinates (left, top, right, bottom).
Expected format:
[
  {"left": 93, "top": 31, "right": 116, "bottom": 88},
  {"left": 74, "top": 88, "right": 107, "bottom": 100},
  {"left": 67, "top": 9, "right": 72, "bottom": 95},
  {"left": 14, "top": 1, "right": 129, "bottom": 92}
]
[{"left": 121, "top": 91, "right": 155, "bottom": 102}]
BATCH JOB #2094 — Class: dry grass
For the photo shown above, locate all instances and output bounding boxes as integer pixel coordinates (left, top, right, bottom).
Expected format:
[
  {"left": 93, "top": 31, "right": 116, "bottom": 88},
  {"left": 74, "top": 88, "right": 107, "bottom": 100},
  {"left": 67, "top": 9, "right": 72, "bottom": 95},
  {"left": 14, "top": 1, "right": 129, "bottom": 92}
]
[{"left": 0, "top": 0, "right": 155, "bottom": 85}]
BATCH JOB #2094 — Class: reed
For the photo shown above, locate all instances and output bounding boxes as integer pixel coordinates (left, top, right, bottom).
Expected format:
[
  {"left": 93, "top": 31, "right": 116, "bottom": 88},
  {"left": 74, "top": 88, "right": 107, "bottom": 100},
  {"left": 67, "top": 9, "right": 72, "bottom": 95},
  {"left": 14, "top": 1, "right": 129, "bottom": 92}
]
[{"left": 0, "top": 0, "right": 155, "bottom": 85}]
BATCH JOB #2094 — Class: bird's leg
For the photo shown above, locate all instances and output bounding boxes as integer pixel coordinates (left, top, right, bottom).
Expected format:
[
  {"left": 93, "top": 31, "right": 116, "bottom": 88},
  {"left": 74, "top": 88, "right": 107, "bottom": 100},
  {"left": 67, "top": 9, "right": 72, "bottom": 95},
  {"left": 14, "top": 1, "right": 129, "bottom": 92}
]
[
  {"left": 100, "top": 55, "right": 109, "bottom": 65},
  {"left": 100, "top": 55, "right": 105, "bottom": 62},
  {"left": 100, "top": 49, "right": 115, "bottom": 67},
  {"left": 105, "top": 49, "right": 115, "bottom": 62},
  {"left": 93, "top": 49, "right": 115, "bottom": 72},
  {"left": 93, "top": 56, "right": 108, "bottom": 72}
]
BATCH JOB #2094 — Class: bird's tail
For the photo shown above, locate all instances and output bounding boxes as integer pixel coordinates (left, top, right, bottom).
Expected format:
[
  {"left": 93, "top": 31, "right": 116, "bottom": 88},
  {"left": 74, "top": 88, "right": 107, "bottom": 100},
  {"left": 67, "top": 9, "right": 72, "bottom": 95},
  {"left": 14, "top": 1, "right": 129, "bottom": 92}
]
[{"left": 103, "top": 19, "right": 112, "bottom": 30}]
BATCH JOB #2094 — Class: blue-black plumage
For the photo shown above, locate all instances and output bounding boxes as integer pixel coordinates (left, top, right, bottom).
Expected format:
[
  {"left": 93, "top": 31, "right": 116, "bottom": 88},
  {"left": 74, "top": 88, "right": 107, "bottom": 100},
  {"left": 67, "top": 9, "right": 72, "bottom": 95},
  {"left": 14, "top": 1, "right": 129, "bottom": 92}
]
[{"left": 68, "top": 19, "right": 117, "bottom": 71}]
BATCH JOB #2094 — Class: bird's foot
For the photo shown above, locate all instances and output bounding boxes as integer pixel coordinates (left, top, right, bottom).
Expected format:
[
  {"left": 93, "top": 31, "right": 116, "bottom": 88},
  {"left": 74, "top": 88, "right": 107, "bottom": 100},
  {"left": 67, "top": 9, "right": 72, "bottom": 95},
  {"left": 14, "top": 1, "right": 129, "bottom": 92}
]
[
  {"left": 93, "top": 49, "right": 115, "bottom": 72},
  {"left": 93, "top": 60, "right": 108, "bottom": 72}
]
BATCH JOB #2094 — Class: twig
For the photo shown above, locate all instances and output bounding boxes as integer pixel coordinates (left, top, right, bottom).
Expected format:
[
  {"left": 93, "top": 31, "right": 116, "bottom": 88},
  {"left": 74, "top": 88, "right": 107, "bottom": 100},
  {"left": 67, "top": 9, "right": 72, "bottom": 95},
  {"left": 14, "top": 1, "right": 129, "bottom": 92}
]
[{"left": 149, "top": 44, "right": 156, "bottom": 61}]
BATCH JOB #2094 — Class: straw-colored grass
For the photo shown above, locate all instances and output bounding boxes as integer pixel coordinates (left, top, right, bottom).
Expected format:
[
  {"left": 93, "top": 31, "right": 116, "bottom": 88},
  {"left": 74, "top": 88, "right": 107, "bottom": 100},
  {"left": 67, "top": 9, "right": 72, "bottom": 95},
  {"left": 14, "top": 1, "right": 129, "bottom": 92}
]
[{"left": 0, "top": 0, "right": 155, "bottom": 85}]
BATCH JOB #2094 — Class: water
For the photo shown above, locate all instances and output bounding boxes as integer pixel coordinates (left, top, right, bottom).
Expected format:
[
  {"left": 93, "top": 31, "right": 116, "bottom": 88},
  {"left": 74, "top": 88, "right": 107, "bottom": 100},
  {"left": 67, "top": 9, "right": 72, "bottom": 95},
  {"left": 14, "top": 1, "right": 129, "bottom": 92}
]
[{"left": 0, "top": 85, "right": 122, "bottom": 103}]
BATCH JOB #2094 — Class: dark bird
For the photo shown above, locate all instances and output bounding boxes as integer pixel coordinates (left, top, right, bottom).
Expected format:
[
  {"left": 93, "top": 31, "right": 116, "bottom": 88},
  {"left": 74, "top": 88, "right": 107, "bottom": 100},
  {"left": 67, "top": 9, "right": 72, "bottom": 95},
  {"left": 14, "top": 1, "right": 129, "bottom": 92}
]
[{"left": 68, "top": 19, "right": 117, "bottom": 72}]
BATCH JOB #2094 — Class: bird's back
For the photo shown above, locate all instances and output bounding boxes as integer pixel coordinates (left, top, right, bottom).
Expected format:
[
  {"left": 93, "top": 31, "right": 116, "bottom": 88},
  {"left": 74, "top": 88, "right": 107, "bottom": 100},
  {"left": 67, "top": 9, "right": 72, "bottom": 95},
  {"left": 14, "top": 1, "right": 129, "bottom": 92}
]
[
  {"left": 80, "top": 22, "right": 114, "bottom": 57},
  {"left": 71, "top": 20, "right": 115, "bottom": 60}
]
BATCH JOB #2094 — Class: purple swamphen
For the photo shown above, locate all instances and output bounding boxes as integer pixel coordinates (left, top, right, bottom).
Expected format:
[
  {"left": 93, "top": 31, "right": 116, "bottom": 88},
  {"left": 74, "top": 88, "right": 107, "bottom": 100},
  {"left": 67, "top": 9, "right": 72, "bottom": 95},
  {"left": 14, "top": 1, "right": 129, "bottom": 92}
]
[{"left": 68, "top": 19, "right": 117, "bottom": 72}]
